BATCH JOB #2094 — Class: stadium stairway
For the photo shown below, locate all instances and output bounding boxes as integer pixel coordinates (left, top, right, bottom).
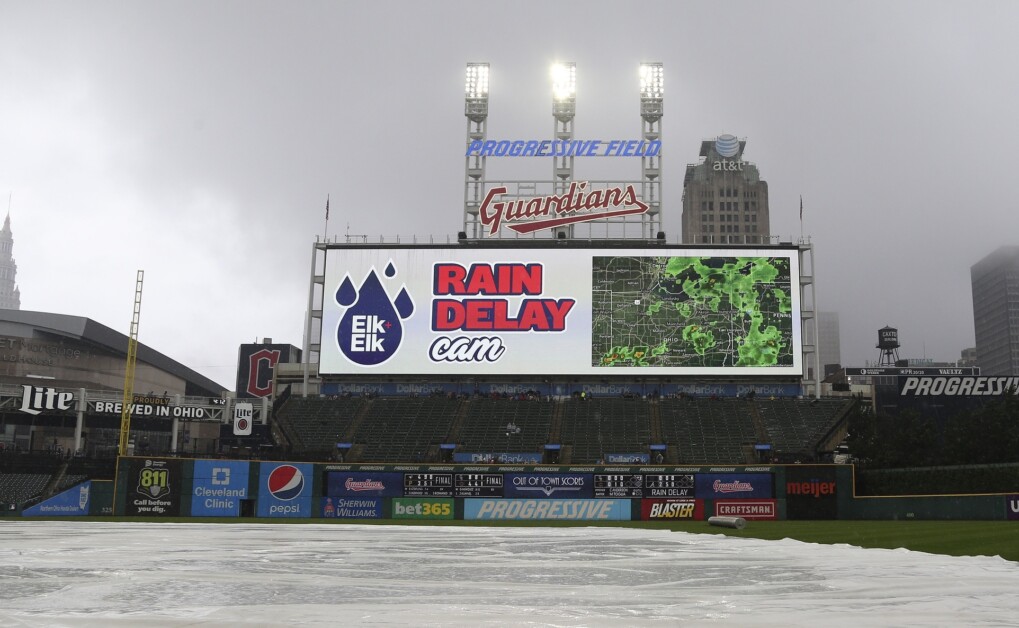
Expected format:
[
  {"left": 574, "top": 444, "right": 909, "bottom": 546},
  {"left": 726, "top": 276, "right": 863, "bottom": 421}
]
[
  {"left": 444, "top": 401, "right": 471, "bottom": 445},
  {"left": 548, "top": 402, "right": 565, "bottom": 443},
  {"left": 42, "top": 462, "right": 68, "bottom": 498},
  {"left": 749, "top": 402, "right": 770, "bottom": 447},
  {"left": 340, "top": 400, "right": 375, "bottom": 445},
  {"left": 649, "top": 400, "right": 663, "bottom": 446}
]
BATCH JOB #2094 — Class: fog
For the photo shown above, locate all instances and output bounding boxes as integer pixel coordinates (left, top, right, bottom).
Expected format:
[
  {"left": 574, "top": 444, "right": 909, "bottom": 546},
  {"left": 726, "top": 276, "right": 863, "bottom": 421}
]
[{"left": 3, "top": 1, "right": 1016, "bottom": 386}]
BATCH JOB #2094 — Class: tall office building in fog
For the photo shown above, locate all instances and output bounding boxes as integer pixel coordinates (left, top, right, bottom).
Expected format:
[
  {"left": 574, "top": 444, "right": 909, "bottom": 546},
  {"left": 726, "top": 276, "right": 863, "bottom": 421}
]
[
  {"left": 971, "top": 246, "right": 1019, "bottom": 375},
  {"left": 681, "top": 134, "right": 771, "bottom": 244},
  {"left": 817, "top": 311, "right": 841, "bottom": 375},
  {"left": 0, "top": 213, "right": 20, "bottom": 310}
]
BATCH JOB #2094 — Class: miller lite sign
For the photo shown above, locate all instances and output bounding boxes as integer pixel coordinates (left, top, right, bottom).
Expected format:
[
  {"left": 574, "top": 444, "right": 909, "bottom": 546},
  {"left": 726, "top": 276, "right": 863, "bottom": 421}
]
[
  {"left": 233, "top": 402, "right": 253, "bottom": 436},
  {"left": 19, "top": 385, "right": 74, "bottom": 416}
]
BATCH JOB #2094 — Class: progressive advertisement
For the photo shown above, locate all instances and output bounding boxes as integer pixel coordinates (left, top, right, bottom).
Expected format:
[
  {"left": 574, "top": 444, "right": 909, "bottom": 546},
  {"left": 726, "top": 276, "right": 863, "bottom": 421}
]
[
  {"left": 320, "top": 247, "right": 801, "bottom": 376},
  {"left": 464, "top": 498, "right": 631, "bottom": 521}
]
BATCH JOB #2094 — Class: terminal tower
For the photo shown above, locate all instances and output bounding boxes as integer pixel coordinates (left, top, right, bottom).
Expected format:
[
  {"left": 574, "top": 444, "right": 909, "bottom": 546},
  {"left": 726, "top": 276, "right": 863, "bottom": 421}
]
[{"left": 0, "top": 213, "right": 21, "bottom": 310}]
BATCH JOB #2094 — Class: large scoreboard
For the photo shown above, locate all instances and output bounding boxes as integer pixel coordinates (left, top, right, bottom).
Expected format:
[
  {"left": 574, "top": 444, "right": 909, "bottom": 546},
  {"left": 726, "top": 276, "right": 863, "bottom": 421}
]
[{"left": 319, "top": 246, "right": 802, "bottom": 376}]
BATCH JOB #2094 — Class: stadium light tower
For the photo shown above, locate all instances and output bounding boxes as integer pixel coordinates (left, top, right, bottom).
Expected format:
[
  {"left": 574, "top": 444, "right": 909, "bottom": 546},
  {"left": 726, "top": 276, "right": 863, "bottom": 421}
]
[
  {"left": 463, "top": 63, "right": 490, "bottom": 239},
  {"left": 639, "top": 62, "right": 663, "bottom": 239},
  {"left": 552, "top": 62, "right": 576, "bottom": 238}
]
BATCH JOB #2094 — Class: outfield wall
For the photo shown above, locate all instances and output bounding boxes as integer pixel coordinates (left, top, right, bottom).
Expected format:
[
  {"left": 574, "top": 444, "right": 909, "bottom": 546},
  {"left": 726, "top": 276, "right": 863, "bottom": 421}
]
[{"left": 87, "top": 457, "right": 1018, "bottom": 521}]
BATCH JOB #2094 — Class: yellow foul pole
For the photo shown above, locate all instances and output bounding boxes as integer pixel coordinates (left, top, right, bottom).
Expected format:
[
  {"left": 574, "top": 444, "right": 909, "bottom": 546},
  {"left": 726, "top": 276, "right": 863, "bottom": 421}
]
[{"left": 118, "top": 270, "right": 144, "bottom": 457}]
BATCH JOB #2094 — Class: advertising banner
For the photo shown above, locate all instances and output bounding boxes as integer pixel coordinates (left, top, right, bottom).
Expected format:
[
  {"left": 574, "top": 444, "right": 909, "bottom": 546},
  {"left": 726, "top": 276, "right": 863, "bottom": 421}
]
[
  {"left": 504, "top": 473, "right": 593, "bottom": 499},
  {"left": 695, "top": 473, "right": 772, "bottom": 500},
  {"left": 321, "top": 247, "right": 801, "bottom": 377},
  {"left": 191, "top": 460, "right": 250, "bottom": 517},
  {"left": 322, "top": 497, "right": 383, "bottom": 519},
  {"left": 124, "top": 458, "right": 182, "bottom": 516},
  {"left": 785, "top": 466, "right": 838, "bottom": 520},
  {"left": 605, "top": 453, "right": 650, "bottom": 464},
  {"left": 898, "top": 376, "right": 1019, "bottom": 397},
  {"left": 1006, "top": 495, "right": 1019, "bottom": 521},
  {"left": 714, "top": 499, "right": 777, "bottom": 520},
  {"left": 22, "top": 481, "right": 91, "bottom": 516},
  {"left": 392, "top": 497, "right": 455, "bottom": 520},
  {"left": 257, "top": 462, "right": 313, "bottom": 518},
  {"left": 641, "top": 498, "right": 704, "bottom": 521},
  {"left": 325, "top": 472, "right": 404, "bottom": 498},
  {"left": 232, "top": 403, "right": 253, "bottom": 436},
  {"left": 464, "top": 498, "right": 631, "bottom": 521},
  {"left": 91, "top": 401, "right": 207, "bottom": 419},
  {"left": 452, "top": 452, "right": 543, "bottom": 464}
]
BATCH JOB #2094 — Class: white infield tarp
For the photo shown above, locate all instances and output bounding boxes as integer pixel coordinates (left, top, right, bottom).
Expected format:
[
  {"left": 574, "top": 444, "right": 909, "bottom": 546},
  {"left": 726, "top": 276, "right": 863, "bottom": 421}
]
[{"left": 1, "top": 521, "right": 1018, "bottom": 626}]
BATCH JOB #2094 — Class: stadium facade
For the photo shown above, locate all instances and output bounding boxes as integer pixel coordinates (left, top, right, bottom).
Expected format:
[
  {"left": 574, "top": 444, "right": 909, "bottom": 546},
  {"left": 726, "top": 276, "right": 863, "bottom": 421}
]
[{"left": 0, "top": 310, "right": 241, "bottom": 456}]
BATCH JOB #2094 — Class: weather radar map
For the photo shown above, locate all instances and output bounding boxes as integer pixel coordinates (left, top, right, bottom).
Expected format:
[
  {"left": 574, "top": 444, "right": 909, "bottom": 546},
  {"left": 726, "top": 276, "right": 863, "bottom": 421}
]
[{"left": 592, "top": 256, "right": 794, "bottom": 368}]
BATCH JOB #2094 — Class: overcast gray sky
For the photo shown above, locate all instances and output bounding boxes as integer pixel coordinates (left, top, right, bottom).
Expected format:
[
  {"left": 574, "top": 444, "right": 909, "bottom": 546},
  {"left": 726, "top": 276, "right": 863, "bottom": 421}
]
[{"left": 3, "top": 1, "right": 1017, "bottom": 388}]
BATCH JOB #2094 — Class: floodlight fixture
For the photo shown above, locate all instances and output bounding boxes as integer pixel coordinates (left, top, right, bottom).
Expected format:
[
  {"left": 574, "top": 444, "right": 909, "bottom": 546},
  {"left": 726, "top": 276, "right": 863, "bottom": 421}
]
[
  {"left": 465, "top": 63, "right": 490, "bottom": 100},
  {"left": 551, "top": 62, "right": 576, "bottom": 103},
  {"left": 640, "top": 62, "right": 663, "bottom": 100},
  {"left": 465, "top": 62, "right": 490, "bottom": 120}
]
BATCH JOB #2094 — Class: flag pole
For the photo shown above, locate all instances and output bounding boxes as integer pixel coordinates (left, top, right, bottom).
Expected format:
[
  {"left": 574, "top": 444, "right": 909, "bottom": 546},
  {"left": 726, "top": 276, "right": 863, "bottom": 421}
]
[
  {"left": 324, "top": 194, "right": 330, "bottom": 241},
  {"left": 799, "top": 195, "right": 803, "bottom": 241}
]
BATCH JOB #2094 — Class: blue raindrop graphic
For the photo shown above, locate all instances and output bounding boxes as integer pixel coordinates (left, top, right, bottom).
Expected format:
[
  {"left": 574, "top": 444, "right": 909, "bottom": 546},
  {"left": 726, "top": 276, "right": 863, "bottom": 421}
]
[
  {"left": 395, "top": 287, "right": 414, "bottom": 319},
  {"left": 385, "top": 261, "right": 397, "bottom": 278},
  {"left": 336, "top": 275, "right": 357, "bottom": 307},
  {"left": 336, "top": 266, "right": 413, "bottom": 366}
]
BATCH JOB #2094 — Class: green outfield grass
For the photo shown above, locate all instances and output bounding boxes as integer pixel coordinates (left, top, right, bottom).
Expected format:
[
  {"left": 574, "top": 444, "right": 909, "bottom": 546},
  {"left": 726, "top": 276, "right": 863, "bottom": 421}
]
[{"left": 14, "top": 517, "right": 1018, "bottom": 562}]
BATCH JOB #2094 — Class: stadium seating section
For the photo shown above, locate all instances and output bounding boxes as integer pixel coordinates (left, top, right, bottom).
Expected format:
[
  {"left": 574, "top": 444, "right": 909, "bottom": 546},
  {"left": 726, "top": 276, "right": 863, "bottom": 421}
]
[{"left": 274, "top": 394, "right": 854, "bottom": 464}]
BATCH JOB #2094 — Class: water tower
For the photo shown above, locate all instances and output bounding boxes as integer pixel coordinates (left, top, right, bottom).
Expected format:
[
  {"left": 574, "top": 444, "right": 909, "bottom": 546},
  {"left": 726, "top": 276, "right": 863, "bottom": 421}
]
[{"left": 877, "top": 326, "right": 900, "bottom": 366}]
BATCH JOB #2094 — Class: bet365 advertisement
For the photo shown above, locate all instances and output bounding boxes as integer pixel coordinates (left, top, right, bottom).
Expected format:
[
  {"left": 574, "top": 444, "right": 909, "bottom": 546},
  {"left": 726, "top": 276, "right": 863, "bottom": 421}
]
[{"left": 320, "top": 247, "right": 801, "bottom": 376}]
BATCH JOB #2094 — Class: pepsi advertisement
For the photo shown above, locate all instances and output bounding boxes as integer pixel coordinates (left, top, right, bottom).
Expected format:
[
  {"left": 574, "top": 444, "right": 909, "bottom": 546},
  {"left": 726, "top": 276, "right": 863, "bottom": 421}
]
[
  {"left": 192, "top": 460, "right": 250, "bottom": 517},
  {"left": 326, "top": 472, "right": 404, "bottom": 497},
  {"left": 695, "top": 473, "right": 773, "bottom": 500},
  {"left": 504, "top": 473, "right": 593, "bottom": 499},
  {"left": 257, "top": 462, "right": 313, "bottom": 518}
]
